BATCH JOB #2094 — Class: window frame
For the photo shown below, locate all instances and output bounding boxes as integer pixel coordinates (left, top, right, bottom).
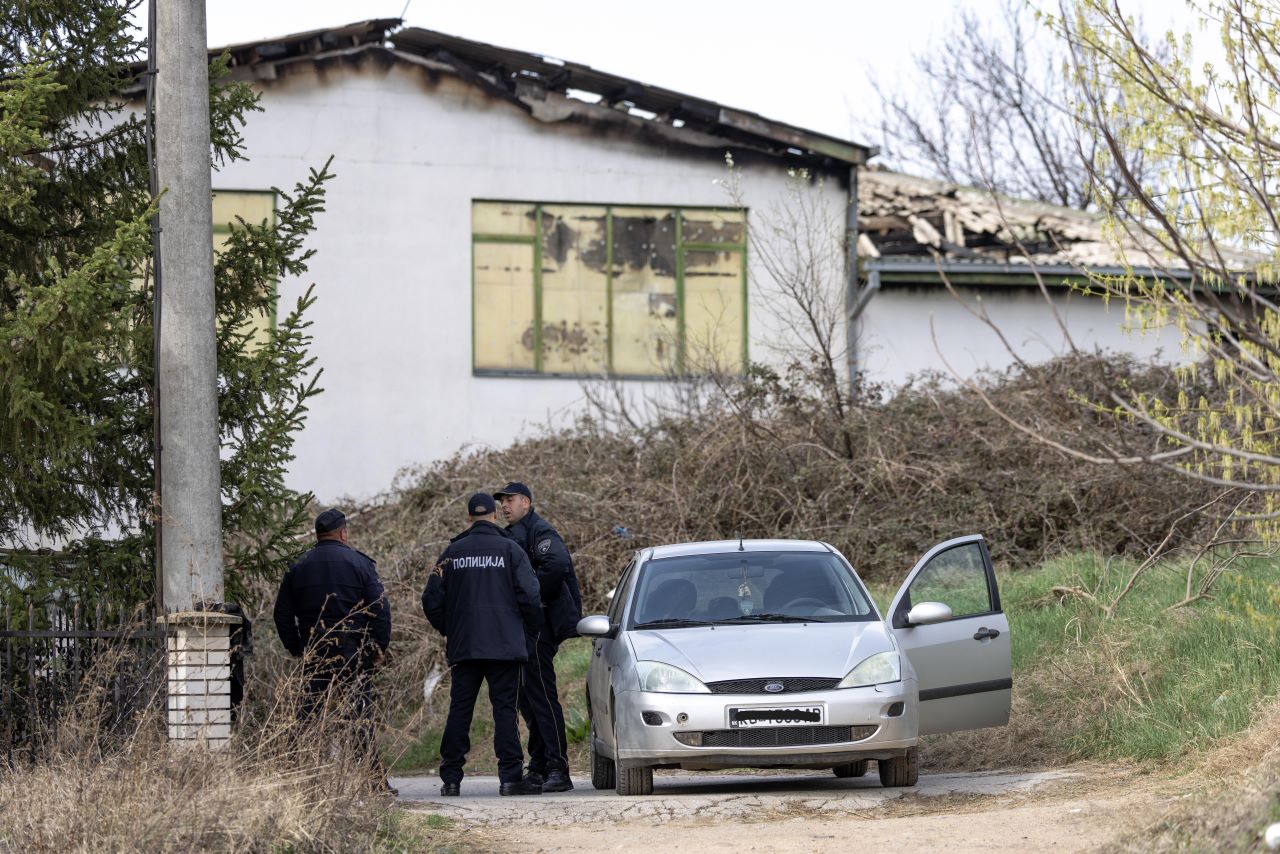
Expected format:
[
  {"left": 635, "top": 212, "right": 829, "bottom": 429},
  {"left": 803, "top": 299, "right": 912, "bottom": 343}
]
[
  {"left": 471, "top": 199, "right": 749, "bottom": 380},
  {"left": 894, "top": 540, "right": 1003, "bottom": 628}
]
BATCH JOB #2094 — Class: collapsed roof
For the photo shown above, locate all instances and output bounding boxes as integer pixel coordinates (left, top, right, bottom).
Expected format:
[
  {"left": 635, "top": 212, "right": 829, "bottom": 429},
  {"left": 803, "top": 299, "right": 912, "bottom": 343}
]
[
  {"left": 156, "top": 18, "right": 871, "bottom": 171},
  {"left": 858, "top": 168, "right": 1130, "bottom": 268},
  {"left": 857, "top": 168, "right": 1262, "bottom": 280}
]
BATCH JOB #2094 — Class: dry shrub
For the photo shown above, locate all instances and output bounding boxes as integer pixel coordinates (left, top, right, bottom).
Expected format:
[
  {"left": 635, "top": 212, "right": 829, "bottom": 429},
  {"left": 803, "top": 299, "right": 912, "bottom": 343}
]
[
  {"left": 0, "top": 638, "right": 398, "bottom": 853},
  {"left": 333, "top": 352, "right": 1219, "bottom": 730}
]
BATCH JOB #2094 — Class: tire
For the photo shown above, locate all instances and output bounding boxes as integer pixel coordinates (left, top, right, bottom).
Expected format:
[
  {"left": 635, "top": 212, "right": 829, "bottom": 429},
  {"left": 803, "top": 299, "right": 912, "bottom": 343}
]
[
  {"left": 615, "top": 762, "right": 654, "bottom": 796},
  {"left": 833, "top": 760, "right": 868, "bottom": 778},
  {"left": 877, "top": 746, "right": 919, "bottom": 788},
  {"left": 590, "top": 725, "right": 616, "bottom": 790}
]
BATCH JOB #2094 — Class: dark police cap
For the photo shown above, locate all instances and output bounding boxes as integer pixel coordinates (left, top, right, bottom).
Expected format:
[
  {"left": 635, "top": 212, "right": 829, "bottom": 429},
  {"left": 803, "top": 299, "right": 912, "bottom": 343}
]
[
  {"left": 468, "top": 492, "right": 497, "bottom": 516},
  {"left": 315, "top": 508, "right": 348, "bottom": 534},
  {"left": 492, "top": 481, "right": 532, "bottom": 501}
]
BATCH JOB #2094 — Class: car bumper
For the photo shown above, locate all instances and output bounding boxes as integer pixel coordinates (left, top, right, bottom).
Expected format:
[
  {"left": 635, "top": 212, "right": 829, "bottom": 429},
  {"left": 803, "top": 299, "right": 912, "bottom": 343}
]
[{"left": 612, "top": 679, "right": 918, "bottom": 769}]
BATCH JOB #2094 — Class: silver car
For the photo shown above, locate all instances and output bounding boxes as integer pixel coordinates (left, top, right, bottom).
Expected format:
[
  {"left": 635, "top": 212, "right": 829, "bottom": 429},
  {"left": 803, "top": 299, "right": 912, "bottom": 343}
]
[{"left": 578, "top": 535, "right": 1012, "bottom": 795}]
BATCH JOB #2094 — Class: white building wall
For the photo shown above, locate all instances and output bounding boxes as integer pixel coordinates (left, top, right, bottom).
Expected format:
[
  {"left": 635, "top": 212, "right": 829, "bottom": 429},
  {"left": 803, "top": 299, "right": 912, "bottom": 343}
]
[
  {"left": 212, "top": 55, "right": 849, "bottom": 501},
  {"left": 857, "top": 286, "right": 1187, "bottom": 385}
]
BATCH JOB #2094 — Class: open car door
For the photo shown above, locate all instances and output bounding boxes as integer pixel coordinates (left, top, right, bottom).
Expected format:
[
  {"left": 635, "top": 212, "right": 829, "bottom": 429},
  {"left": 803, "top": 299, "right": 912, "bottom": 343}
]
[{"left": 887, "top": 535, "right": 1011, "bottom": 735}]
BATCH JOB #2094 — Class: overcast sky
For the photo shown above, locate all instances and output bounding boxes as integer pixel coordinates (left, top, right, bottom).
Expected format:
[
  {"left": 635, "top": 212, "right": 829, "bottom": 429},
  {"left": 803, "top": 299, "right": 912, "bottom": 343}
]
[{"left": 194, "top": 0, "right": 1199, "bottom": 146}]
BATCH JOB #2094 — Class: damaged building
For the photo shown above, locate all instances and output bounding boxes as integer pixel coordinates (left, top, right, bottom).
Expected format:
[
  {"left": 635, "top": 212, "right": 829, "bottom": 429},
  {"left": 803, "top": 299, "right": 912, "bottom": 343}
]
[
  {"left": 149, "top": 20, "right": 1182, "bottom": 500},
  {"left": 854, "top": 168, "right": 1185, "bottom": 382}
]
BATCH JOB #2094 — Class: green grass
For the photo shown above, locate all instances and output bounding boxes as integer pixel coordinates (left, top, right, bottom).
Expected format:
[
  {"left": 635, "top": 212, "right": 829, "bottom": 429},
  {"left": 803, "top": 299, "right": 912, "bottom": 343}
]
[
  {"left": 1003, "top": 553, "right": 1280, "bottom": 761},
  {"left": 876, "top": 552, "right": 1280, "bottom": 765},
  {"left": 390, "top": 637, "right": 594, "bottom": 774}
]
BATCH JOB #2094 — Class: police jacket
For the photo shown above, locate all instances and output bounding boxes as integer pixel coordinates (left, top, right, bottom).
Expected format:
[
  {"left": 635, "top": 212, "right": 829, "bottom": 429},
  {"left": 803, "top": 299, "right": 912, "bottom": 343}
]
[
  {"left": 508, "top": 509, "right": 583, "bottom": 643},
  {"left": 273, "top": 540, "right": 391, "bottom": 661},
  {"left": 422, "top": 520, "right": 543, "bottom": 664}
]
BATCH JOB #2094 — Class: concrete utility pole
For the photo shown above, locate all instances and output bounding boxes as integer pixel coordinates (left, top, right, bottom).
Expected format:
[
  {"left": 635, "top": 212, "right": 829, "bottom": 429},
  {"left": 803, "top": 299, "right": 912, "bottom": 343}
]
[
  {"left": 155, "top": 0, "right": 234, "bottom": 747},
  {"left": 156, "top": 0, "right": 222, "bottom": 610}
]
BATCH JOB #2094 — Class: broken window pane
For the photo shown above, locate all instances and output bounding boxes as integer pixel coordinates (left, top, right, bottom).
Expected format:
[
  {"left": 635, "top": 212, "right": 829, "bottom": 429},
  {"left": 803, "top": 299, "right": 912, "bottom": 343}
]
[
  {"left": 213, "top": 190, "right": 276, "bottom": 350},
  {"left": 682, "top": 208, "right": 746, "bottom": 245},
  {"left": 683, "top": 248, "right": 745, "bottom": 373},
  {"left": 472, "top": 201, "right": 537, "bottom": 237},
  {"left": 611, "top": 207, "right": 678, "bottom": 376},
  {"left": 474, "top": 242, "right": 536, "bottom": 371},
  {"left": 540, "top": 205, "right": 609, "bottom": 375}
]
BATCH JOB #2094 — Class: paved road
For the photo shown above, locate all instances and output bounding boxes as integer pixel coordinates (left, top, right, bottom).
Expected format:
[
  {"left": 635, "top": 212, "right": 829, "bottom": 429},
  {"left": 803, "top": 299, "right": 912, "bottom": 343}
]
[{"left": 392, "top": 768, "right": 1078, "bottom": 827}]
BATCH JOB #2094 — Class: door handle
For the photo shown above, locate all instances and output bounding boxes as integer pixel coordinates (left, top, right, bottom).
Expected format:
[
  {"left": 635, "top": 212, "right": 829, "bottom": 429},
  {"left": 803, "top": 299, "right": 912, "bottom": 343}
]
[{"left": 973, "top": 627, "right": 1000, "bottom": 641}]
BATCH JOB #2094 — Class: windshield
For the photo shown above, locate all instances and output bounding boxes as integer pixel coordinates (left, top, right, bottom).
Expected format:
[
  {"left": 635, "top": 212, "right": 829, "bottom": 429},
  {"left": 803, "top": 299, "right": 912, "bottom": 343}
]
[{"left": 628, "top": 551, "right": 876, "bottom": 628}]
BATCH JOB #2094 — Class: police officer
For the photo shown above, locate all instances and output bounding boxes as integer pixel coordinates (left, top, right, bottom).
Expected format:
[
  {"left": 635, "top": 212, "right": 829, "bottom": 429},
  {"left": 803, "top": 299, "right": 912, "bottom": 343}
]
[
  {"left": 422, "top": 493, "right": 544, "bottom": 797},
  {"left": 493, "top": 481, "right": 583, "bottom": 793},
  {"left": 273, "top": 508, "right": 393, "bottom": 792}
]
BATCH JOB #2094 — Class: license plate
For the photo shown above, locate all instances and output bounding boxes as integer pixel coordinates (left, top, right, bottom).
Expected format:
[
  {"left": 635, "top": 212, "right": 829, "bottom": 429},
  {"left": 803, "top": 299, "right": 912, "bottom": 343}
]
[{"left": 728, "top": 705, "right": 825, "bottom": 728}]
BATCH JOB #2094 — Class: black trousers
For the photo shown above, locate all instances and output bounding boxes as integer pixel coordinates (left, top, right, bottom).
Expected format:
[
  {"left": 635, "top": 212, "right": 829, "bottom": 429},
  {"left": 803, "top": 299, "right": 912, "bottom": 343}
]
[
  {"left": 519, "top": 635, "right": 568, "bottom": 775},
  {"left": 298, "top": 649, "right": 385, "bottom": 783},
  {"left": 439, "top": 659, "right": 524, "bottom": 785}
]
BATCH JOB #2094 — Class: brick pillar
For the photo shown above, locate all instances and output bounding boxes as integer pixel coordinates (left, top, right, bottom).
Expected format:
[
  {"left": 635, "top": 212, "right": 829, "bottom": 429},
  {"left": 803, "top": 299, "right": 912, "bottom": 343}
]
[{"left": 160, "top": 611, "right": 241, "bottom": 747}]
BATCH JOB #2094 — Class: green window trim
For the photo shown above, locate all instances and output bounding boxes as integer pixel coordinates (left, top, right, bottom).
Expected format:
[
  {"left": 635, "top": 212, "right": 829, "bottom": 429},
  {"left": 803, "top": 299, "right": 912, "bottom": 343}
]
[{"left": 471, "top": 201, "right": 749, "bottom": 379}]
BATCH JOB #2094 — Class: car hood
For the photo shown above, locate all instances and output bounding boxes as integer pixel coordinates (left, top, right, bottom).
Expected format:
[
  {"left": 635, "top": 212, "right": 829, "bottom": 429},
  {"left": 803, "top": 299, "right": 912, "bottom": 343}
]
[{"left": 625, "top": 621, "right": 895, "bottom": 684}]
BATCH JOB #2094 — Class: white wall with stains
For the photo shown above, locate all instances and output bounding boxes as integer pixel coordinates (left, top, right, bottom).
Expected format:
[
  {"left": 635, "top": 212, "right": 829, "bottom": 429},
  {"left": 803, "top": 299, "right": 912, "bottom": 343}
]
[{"left": 211, "top": 54, "right": 851, "bottom": 501}]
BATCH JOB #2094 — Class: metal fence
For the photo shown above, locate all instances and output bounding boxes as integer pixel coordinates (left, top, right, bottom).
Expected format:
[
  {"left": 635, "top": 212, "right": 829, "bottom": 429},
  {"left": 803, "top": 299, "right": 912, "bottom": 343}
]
[{"left": 0, "top": 601, "right": 166, "bottom": 763}]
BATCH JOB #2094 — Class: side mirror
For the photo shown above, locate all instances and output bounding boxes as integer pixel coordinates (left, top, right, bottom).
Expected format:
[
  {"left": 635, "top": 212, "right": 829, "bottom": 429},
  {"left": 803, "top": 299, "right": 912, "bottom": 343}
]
[
  {"left": 905, "top": 601, "right": 953, "bottom": 627},
  {"left": 577, "top": 614, "right": 615, "bottom": 638}
]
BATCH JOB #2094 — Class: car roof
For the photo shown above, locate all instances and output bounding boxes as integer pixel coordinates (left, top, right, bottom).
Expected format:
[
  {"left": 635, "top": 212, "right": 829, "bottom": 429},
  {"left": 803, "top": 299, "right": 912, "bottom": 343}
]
[{"left": 644, "top": 539, "right": 835, "bottom": 561}]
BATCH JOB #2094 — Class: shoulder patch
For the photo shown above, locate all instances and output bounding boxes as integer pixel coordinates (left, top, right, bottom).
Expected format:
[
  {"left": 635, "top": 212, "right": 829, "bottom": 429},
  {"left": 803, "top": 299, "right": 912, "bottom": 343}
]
[{"left": 537, "top": 538, "right": 553, "bottom": 556}]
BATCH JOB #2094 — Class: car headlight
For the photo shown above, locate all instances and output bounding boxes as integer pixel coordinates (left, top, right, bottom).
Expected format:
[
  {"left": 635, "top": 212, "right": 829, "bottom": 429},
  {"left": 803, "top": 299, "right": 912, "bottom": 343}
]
[
  {"left": 635, "top": 661, "right": 711, "bottom": 693},
  {"left": 837, "top": 652, "right": 901, "bottom": 688}
]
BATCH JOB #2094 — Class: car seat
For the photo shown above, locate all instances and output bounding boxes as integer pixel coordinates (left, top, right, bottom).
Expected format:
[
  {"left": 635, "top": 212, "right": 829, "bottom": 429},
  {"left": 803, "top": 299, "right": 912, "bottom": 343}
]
[
  {"left": 763, "top": 566, "right": 836, "bottom": 612},
  {"left": 641, "top": 578, "right": 698, "bottom": 622}
]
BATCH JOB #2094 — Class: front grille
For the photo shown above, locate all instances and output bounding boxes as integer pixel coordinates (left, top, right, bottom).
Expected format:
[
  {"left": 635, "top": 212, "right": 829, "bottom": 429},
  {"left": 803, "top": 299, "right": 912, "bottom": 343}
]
[
  {"left": 705, "top": 677, "right": 840, "bottom": 694},
  {"left": 673, "top": 725, "right": 877, "bottom": 748}
]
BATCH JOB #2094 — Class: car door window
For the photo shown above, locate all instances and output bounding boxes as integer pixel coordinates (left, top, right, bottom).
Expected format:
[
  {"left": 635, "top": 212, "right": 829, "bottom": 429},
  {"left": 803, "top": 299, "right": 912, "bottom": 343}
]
[
  {"left": 606, "top": 559, "right": 636, "bottom": 625},
  {"left": 906, "top": 542, "right": 995, "bottom": 618}
]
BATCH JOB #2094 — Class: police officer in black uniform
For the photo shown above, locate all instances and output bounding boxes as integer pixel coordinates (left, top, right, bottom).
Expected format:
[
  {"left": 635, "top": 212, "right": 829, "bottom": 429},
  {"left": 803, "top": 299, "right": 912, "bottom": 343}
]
[
  {"left": 493, "top": 481, "right": 583, "bottom": 793},
  {"left": 273, "top": 509, "right": 393, "bottom": 792},
  {"left": 423, "top": 493, "right": 544, "bottom": 797}
]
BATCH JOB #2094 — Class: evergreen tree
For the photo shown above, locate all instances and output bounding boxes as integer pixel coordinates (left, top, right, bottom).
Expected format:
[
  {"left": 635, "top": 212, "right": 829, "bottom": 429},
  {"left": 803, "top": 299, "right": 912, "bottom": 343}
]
[{"left": 0, "top": 0, "right": 329, "bottom": 603}]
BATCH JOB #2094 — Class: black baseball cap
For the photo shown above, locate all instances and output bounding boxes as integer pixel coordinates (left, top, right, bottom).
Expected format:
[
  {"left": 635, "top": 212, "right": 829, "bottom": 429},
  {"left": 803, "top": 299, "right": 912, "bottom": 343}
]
[
  {"left": 315, "top": 508, "right": 347, "bottom": 534},
  {"left": 493, "top": 481, "right": 532, "bottom": 501},
  {"left": 467, "top": 492, "right": 497, "bottom": 517}
]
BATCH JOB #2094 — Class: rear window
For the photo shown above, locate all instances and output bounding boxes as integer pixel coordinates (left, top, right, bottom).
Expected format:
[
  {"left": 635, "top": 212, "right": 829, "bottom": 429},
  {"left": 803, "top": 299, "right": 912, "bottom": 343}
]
[{"left": 628, "top": 551, "right": 875, "bottom": 628}]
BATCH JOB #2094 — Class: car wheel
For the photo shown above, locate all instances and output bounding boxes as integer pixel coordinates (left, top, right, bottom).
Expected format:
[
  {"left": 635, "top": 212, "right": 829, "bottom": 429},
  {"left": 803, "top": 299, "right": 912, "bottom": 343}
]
[
  {"left": 590, "top": 723, "right": 616, "bottom": 790},
  {"left": 877, "top": 746, "right": 919, "bottom": 787},
  {"left": 615, "top": 762, "right": 654, "bottom": 796},
  {"left": 833, "top": 760, "right": 867, "bottom": 778}
]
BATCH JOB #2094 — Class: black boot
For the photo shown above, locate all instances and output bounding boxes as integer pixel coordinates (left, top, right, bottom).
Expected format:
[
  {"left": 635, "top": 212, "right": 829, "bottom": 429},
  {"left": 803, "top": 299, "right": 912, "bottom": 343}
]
[
  {"left": 540, "top": 770, "right": 574, "bottom": 793},
  {"left": 440, "top": 782, "right": 460, "bottom": 796},
  {"left": 499, "top": 779, "right": 543, "bottom": 796},
  {"left": 522, "top": 767, "right": 546, "bottom": 787}
]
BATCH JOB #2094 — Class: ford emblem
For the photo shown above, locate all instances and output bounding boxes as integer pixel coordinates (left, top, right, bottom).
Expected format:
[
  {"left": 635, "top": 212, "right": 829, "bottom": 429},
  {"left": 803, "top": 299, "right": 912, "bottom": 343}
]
[{"left": 764, "top": 682, "right": 785, "bottom": 693}]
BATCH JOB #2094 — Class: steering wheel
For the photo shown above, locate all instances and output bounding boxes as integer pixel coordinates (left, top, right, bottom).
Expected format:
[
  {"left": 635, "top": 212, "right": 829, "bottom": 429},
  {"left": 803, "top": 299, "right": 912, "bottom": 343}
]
[{"left": 780, "top": 597, "right": 828, "bottom": 613}]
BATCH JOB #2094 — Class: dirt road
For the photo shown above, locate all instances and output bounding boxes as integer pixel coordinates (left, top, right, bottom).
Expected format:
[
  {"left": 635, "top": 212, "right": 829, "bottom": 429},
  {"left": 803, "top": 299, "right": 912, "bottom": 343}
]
[{"left": 394, "top": 767, "right": 1165, "bottom": 852}]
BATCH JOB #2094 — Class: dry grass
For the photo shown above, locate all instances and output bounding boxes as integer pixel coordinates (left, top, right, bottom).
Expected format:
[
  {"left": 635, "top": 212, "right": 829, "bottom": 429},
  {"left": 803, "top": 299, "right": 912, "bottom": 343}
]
[
  {"left": 1116, "top": 700, "right": 1280, "bottom": 851},
  {"left": 0, "top": 641, "right": 409, "bottom": 854}
]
